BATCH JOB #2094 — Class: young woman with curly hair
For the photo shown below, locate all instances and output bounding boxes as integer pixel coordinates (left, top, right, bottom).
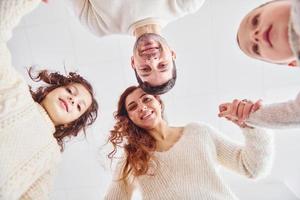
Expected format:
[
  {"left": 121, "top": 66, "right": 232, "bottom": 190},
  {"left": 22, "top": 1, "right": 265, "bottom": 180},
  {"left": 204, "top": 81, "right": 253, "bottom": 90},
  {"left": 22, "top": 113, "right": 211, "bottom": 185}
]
[
  {"left": 105, "top": 86, "right": 274, "bottom": 200},
  {"left": 0, "top": 0, "right": 98, "bottom": 199}
]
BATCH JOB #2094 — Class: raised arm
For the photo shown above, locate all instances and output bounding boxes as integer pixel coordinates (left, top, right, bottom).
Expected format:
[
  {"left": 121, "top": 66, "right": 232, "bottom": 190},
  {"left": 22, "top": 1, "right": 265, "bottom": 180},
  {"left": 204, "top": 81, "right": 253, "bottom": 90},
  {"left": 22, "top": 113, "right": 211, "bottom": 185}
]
[
  {"left": 246, "top": 93, "right": 300, "bottom": 128},
  {"left": 0, "top": 0, "right": 41, "bottom": 86},
  {"left": 208, "top": 125, "right": 273, "bottom": 179},
  {"left": 20, "top": 169, "right": 56, "bottom": 200}
]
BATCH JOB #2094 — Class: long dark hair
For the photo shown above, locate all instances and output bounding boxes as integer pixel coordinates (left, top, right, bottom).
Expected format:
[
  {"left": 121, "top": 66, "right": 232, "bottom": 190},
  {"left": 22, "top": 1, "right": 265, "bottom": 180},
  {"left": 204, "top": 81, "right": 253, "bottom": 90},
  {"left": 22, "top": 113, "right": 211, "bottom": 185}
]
[
  {"left": 28, "top": 67, "right": 98, "bottom": 151},
  {"left": 108, "top": 86, "right": 164, "bottom": 181}
]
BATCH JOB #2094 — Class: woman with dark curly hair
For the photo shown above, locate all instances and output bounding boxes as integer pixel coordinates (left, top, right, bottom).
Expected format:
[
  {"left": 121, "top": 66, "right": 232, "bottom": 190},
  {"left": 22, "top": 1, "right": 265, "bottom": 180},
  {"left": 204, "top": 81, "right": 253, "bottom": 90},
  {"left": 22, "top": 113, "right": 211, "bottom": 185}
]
[
  {"left": 105, "top": 86, "right": 274, "bottom": 200},
  {"left": 0, "top": 0, "right": 98, "bottom": 199}
]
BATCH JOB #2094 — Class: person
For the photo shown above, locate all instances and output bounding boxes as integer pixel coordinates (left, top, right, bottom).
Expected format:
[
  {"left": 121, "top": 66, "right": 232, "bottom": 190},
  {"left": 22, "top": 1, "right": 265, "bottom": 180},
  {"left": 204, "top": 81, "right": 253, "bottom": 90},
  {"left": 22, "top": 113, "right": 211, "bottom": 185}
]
[
  {"left": 104, "top": 86, "right": 273, "bottom": 199},
  {"left": 237, "top": 0, "right": 300, "bottom": 66},
  {"left": 219, "top": 0, "right": 300, "bottom": 129},
  {"left": 64, "top": 0, "right": 206, "bottom": 94},
  {"left": 0, "top": 0, "right": 98, "bottom": 199}
]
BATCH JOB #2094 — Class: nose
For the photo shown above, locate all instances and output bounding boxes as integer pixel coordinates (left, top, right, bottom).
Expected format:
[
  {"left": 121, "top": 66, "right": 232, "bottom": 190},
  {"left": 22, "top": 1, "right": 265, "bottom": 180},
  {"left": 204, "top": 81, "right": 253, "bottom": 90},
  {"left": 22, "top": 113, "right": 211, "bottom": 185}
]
[
  {"left": 139, "top": 104, "right": 148, "bottom": 112},
  {"left": 68, "top": 96, "right": 75, "bottom": 105},
  {"left": 252, "top": 29, "right": 261, "bottom": 43}
]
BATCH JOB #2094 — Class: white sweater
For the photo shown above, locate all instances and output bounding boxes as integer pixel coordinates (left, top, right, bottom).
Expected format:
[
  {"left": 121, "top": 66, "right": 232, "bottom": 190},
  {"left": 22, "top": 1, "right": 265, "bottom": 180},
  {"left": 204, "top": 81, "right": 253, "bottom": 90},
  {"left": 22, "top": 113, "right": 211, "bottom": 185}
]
[
  {"left": 246, "top": 0, "right": 300, "bottom": 129},
  {"left": 0, "top": 1, "right": 61, "bottom": 199},
  {"left": 65, "top": 0, "right": 205, "bottom": 36},
  {"left": 104, "top": 123, "right": 273, "bottom": 200}
]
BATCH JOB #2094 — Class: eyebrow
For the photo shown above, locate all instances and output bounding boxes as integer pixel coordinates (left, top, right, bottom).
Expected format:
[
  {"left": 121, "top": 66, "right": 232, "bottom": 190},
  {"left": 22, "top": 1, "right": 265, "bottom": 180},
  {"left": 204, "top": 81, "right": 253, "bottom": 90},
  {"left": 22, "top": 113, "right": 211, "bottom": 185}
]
[{"left": 127, "top": 93, "right": 147, "bottom": 107}]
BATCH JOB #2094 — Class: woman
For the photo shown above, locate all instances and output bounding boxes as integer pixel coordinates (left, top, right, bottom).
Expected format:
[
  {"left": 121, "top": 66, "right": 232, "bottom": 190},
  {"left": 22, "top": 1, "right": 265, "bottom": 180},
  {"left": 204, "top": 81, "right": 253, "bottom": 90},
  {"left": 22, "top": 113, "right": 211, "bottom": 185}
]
[
  {"left": 104, "top": 86, "right": 273, "bottom": 200},
  {"left": 0, "top": 0, "right": 98, "bottom": 199}
]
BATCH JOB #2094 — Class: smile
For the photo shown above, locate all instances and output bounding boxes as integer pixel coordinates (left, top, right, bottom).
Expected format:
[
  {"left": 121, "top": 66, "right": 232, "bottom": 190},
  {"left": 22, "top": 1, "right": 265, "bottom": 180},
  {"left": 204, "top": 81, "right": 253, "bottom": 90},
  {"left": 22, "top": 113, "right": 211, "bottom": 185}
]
[
  {"left": 263, "top": 25, "right": 273, "bottom": 47},
  {"left": 59, "top": 98, "right": 69, "bottom": 112},
  {"left": 140, "top": 110, "right": 154, "bottom": 120}
]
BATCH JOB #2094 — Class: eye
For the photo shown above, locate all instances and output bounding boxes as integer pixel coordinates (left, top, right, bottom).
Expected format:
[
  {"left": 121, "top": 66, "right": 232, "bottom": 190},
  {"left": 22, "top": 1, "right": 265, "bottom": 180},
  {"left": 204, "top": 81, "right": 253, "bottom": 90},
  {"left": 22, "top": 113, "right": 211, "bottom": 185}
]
[
  {"left": 143, "top": 96, "right": 152, "bottom": 103},
  {"left": 77, "top": 104, "right": 81, "bottom": 112},
  {"left": 66, "top": 87, "right": 72, "bottom": 94},
  {"left": 251, "top": 14, "right": 260, "bottom": 27},
  {"left": 252, "top": 44, "right": 260, "bottom": 55},
  {"left": 128, "top": 104, "right": 137, "bottom": 111},
  {"left": 159, "top": 63, "right": 167, "bottom": 70}
]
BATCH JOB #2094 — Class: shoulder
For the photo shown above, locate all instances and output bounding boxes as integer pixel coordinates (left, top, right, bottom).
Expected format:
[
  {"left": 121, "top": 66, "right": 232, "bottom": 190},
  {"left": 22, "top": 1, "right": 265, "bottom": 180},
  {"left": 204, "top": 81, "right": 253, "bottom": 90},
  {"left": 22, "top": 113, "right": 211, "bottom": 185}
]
[{"left": 184, "top": 122, "right": 218, "bottom": 137}]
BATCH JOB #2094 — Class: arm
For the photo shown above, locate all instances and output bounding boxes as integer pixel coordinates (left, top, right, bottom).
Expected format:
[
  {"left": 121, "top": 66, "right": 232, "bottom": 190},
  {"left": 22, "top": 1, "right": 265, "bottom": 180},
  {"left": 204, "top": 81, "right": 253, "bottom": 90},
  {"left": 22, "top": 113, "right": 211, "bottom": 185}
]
[
  {"left": 0, "top": 0, "right": 40, "bottom": 86},
  {"left": 209, "top": 125, "right": 273, "bottom": 179},
  {"left": 246, "top": 93, "right": 300, "bottom": 129},
  {"left": 64, "top": 0, "right": 107, "bottom": 36},
  {"left": 104, "top": 162, "right": 135, "bottom": 200},
  {"left": 19, "top": 170, "right": 55, "bottom": 200}
]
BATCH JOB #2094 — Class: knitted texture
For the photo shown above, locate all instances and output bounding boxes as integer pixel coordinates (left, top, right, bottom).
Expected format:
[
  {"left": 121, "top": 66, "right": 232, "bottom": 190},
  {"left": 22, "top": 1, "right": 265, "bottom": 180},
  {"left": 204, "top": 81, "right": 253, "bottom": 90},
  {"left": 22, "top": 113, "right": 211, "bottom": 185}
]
[
  {"left": 104, "top": 122, "right": 273, "bottom": 200},
  {"left": 0, "top": 0, "right": 61, "bottom": 199},
  {"left": 290, "top": 0, "right": 300, "bottom": 64},
  {"left": 65, "top": 0, "right": 205, "bottom": 36}
]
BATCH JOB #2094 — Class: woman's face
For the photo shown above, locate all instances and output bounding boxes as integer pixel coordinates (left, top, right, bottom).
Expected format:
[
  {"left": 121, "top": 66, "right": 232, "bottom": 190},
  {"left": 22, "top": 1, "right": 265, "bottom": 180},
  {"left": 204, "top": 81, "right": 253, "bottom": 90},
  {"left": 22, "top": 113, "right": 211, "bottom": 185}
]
[
  {"left": 125, "top": 88, "right": 163, "bottom": 130},
  {"left": 41, "top": 83, "right": 92, "bottom": 125},
  {"left": 237, "top": 1, "right": 294, "bottom": 64}
]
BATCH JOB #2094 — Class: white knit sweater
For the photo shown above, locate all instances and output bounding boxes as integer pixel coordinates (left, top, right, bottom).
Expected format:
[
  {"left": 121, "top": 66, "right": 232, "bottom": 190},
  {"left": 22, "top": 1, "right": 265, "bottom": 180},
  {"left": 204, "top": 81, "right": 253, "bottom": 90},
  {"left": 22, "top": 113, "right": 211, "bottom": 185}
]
[
  {"left": 104, "top": 122, "right": 273, "bottom": 200},
  {"left": 246, "top": 0, "right": 300, "bottom": 129},
  {"left": 0, "top": 1, "right": 61, "bottom": 199},
  {"left": 65, "top": 0, "right": 205, "bottom": 36}
]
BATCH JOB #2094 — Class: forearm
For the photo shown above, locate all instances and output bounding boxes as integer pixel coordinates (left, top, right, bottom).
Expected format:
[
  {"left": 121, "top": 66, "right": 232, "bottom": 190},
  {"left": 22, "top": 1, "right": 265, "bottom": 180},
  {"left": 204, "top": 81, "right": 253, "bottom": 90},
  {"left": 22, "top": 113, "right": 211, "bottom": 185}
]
[
  {"left": 0, "top": 0, "right": 41, "bottom": 43},
  {"left": 246, "top": 95, "right": 300, "bottom": 129},
  {"left": 20, "top": 170, "right": 54, "bottom": 200},
  {"left": 213, "top": 126, "right": 273, "bottom": 179}
]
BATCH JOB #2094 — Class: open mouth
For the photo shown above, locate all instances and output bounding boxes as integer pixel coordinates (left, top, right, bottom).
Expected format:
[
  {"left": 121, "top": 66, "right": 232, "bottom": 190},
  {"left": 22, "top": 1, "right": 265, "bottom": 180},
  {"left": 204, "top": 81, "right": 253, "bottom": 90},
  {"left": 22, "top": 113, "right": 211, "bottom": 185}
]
[
  {"left": 263, "top": 25, "right": 273, "bottom": 47},
  {"left": 140, "top": 110, "right": 154, "bottom": 120},
  {"left": 59, "top": 98, "right": 68, "bottom": 112}
]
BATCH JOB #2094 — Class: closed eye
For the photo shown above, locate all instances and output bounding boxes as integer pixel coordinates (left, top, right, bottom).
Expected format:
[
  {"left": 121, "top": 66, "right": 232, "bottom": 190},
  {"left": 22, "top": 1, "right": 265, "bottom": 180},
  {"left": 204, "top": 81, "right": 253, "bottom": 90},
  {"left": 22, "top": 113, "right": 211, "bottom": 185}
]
[
  {"left": 252, "top": 43, "right": 260, "bottom": 56},
  {"left": 251, "top": 14, "right": 260, "bottom": 27},
  {"left": 66, "top": 87, "right": 72, "bottom": 94},
  {"left": 77, "top": 104, "right": 81, "bottom": 112}
]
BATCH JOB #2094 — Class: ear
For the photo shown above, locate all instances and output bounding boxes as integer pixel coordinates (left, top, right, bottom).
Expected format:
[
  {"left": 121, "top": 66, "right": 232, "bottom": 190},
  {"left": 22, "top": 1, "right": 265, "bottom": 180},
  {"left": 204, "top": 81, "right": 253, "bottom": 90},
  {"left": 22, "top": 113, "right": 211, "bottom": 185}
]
[
  {"left": 131, "top": 56, "right": 136, "bottom": 69},
  {"left": 171, "top": 50, "right": 176, "bottom": 60},
  {"left": 288, "top": 60, "right": 297, "bottom": 67}
]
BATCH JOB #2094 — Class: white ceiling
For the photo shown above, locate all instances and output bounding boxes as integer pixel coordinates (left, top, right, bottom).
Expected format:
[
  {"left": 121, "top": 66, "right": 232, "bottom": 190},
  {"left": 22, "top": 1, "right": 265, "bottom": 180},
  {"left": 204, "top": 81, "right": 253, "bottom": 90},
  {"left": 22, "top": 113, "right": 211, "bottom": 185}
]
[{"left": 8, "top": 0, "right": 300, "bottom": 199}]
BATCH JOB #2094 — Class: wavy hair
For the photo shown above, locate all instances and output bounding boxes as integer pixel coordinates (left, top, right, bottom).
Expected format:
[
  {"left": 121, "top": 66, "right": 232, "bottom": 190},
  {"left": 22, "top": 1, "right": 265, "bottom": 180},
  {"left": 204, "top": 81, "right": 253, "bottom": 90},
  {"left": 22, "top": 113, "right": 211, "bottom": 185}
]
[
  {"left": 108, "top": 86, "right": 164, "bottom": 181},
  {"left": 28, "top": 67, "right": 98, "bottom": 151}
]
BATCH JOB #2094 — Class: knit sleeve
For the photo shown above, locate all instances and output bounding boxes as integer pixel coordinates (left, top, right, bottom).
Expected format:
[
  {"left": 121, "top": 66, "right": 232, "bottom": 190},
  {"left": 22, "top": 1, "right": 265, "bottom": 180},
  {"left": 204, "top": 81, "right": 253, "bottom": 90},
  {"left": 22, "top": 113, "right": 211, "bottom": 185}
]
[
  {"left": 104, "top": 162, "right": 135, "bottom": 200},
  {"left": 208, "top": 125, "right": 273, "bottom": 179},
  {"left": 64, "top": 0, "right": 107, "bottom": 37},
  {"left": 0, "top": 0, "right": 40, "bottom": 88},
  {"left": 19, "top": 169, "right": 55, "bottom": 200},
  {"left": 246, "top": 92, "right": 300, "bottom": 129}
]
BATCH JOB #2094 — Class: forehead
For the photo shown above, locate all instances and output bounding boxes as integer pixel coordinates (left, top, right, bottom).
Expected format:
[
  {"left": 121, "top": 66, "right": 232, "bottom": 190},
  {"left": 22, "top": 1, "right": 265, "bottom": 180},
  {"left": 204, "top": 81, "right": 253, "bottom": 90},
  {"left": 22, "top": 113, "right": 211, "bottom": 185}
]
[{"left": 125, "top": 88, "right": 145, "bottom": 104}]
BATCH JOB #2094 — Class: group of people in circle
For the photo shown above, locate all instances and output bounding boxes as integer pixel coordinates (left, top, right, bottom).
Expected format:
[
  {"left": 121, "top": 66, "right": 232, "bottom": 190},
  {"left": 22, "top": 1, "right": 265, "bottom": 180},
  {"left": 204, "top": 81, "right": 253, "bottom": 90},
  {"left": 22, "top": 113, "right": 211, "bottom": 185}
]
[{"left": 1, "top": 0, "right": 299, "bottom": 199}]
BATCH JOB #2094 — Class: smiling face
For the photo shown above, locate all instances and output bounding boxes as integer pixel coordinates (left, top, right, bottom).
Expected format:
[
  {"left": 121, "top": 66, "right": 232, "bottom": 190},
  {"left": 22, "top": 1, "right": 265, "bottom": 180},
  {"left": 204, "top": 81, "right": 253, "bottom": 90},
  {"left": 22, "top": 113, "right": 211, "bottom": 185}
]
[
  {"left": 131, "top": 33, "right": 176, "bottom": 86},
  {"left": 237, "top": 1, "right": 295, "bottom": 64},
  {"left": 41, "top": 83, "right": 92, "bottom": 126},
  {"left": 125, "top": 88, "right": 162, "bottom": 130}
]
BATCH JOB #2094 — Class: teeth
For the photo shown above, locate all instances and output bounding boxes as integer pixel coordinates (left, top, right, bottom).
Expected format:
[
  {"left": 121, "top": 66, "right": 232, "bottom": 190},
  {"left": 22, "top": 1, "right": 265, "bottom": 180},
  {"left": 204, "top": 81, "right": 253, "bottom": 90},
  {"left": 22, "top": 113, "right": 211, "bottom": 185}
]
[{"left": 141, "top": 111, "right": 153, "bottom": 120}]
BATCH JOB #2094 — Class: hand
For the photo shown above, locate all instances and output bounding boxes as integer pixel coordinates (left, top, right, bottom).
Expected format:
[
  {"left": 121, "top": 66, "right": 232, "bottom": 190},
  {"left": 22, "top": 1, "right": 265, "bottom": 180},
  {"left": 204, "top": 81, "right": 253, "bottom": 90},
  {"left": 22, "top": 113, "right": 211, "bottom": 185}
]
[{"left": 218, "top": 99, "right": 262, "bottom": 128}]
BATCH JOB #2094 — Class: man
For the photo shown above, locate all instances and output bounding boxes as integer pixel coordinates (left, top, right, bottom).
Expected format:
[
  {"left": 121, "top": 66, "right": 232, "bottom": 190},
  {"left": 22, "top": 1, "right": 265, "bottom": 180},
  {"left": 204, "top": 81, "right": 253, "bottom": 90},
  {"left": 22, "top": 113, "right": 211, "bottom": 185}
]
[{"left": 65, "top": 0, "right": 205, "bottom": 94}]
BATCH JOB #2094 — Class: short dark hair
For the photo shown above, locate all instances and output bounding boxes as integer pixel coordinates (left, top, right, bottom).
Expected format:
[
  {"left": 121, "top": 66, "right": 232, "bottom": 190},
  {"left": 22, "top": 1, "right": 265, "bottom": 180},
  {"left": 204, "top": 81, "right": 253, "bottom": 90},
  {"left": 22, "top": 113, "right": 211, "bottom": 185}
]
[{"left": 134, "top": 60, "right": 177, "bottom": 95}]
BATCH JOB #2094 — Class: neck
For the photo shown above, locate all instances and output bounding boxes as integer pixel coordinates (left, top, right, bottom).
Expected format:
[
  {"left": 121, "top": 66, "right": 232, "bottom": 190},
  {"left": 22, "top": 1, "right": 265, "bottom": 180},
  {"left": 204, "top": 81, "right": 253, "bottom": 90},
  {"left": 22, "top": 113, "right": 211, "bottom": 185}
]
[
  {"left": 134, "top": 24, "right": 162, "bottom": 38},
  {"left": 148, "top": 120, "right": 171, "bottom": 141}
]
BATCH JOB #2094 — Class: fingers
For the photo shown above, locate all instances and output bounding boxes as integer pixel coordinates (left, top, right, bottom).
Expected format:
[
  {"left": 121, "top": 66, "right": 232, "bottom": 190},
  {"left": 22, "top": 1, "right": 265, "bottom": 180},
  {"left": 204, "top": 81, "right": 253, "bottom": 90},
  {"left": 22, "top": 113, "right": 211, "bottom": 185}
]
[
  {"left": 252, "top": 99, "right": 263, "bottom": 112},
  {"left": 218, "top": 103, "right": 231, "bottom": 117}
]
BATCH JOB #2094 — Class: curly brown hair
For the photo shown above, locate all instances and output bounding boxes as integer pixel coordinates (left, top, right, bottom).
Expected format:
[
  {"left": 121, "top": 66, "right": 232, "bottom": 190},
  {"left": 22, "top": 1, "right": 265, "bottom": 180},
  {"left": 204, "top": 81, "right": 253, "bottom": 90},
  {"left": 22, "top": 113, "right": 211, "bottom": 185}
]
[
  {"left": 108, "top": 86, "right": 164, "bottom": 181},
  {"left": 28, "top": 67, "right": 98, "bottom": 151}
]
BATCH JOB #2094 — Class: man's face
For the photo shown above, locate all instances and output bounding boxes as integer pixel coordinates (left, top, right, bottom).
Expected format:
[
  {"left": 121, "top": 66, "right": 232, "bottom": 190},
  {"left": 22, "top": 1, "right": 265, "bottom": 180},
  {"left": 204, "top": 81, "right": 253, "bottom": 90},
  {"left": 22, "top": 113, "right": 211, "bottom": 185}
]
[
  {"left": 237, "top": 1, "right": 294, "bottom": 64},
  {"left": 131, "top": 33, "right": 176, "bottom": 86}
]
